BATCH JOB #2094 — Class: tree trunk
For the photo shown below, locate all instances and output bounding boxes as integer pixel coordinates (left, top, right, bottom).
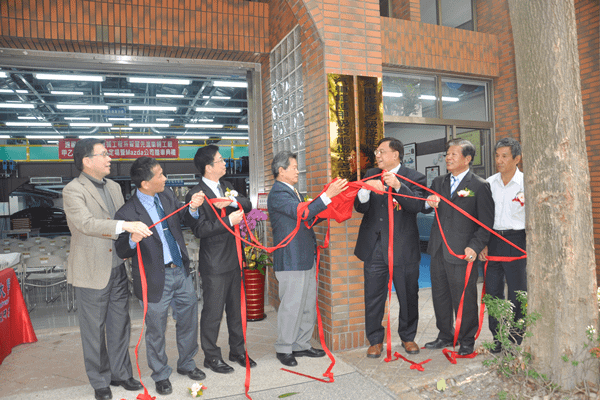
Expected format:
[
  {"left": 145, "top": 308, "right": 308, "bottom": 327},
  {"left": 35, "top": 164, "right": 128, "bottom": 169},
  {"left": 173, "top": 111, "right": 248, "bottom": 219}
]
[{"left": 507, "top": 0, "right": 598, "bottom": 389}]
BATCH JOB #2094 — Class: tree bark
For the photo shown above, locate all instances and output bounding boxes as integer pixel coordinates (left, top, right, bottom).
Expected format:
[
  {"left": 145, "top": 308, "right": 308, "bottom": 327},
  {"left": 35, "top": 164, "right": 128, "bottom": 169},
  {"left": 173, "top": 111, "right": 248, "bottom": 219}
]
[{"left": 507, "top": 0, "right": 598, "bottom": 389}]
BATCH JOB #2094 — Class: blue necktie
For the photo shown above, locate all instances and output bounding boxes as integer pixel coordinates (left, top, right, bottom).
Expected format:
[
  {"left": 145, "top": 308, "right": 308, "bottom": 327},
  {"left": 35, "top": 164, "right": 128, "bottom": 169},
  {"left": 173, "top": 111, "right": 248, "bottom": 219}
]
[
  {"left": 450, "top": 176, "right": 459, "bottom": 197},
  {"left": 154, "top": 196, "right": 183, "bottom": 268}
]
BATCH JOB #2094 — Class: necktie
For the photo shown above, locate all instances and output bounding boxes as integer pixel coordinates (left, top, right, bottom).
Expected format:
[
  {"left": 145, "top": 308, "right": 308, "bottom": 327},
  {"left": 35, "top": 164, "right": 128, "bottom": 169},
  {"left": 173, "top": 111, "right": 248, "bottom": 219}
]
[
  {"left": 217, "top": 184, "right": 224, "bottom": 197},
  {"left": 293, "top": 188, "right": 302, "bottom": 201},
  {"left": 154, "top": 196, "right": 183, "bottom": 268},
  {"left": 450, "top": 176, "right": 459, "bottom": 197}
]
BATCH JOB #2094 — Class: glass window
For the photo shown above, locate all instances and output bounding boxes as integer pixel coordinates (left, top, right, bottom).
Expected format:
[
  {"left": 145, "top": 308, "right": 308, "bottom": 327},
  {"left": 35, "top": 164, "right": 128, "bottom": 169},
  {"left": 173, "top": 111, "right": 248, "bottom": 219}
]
[
  {"left": 441, "top": 78, "right": 488, "bottom": 121},
  {"left": 382, "top": 74, "right": 438, "bottom": 118},
  {"left": 441, "top": 0, "right": 473, "bottom": 30},
  {"left": 420, "top": 0, "right": 438, "bottom": 25}
]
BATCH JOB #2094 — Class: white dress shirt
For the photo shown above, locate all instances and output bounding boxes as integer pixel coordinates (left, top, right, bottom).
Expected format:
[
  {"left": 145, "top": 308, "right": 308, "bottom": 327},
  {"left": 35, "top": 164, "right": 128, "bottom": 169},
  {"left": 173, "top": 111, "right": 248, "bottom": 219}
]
[
  {"left": 487, "top": 168, "right": 525, "bottom": 230},
  {"left": 357, "top": 163, "right": 401, "bottom": 203},
  {"left": 281, "top": 181, "right": 332, "bottom": 206}
]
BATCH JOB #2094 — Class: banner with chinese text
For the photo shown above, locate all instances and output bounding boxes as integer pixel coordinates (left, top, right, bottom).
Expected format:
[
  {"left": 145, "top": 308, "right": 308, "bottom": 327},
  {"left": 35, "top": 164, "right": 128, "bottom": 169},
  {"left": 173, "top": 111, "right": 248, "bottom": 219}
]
[
  {"left": 357, "top": 76, "right": 383, "bottom": 180},
  {"left": 328, "top": 74, "right": 357, "bottom": 181},
  {"left": 58, "top": 138, "right": 180, "bottom": 159}
]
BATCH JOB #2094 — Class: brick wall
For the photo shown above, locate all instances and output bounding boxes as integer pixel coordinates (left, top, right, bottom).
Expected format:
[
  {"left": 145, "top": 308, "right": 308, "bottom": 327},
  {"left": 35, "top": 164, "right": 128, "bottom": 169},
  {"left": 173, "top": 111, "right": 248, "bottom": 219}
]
[
  {"left": 575, "top": 0, "right": 600, "bottom": 281},
  {"left": 0, "top": 0, "right": 268, "bottom": 62}
]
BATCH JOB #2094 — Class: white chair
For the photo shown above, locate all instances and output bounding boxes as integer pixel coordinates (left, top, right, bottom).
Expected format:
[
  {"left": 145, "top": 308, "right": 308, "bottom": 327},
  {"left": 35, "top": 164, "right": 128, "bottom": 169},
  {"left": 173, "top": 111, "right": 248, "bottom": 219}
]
[{"left": 24, "top": 254, "right": 67, "bottom": 309}]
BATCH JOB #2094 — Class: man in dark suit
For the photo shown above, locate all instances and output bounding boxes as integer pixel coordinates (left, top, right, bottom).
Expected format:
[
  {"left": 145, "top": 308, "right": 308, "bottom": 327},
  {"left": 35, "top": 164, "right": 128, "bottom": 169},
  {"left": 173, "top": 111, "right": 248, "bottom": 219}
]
[
  {"left": 186, "top": 145, "right": 255, "bottom": 374},
  {"left": 114, "top": 157, "right": 206, "bottom": 396},
  {"left": 423, "top": 138, "right": 494, "bottom": 356},
  {"left": 354, "top": 137, "right": 426, "bottom": 358},
  {"left": 267, "top": 151, "right": 348, "bottom": 367},
  {"left": 63, "top": 139, "right": 151, "bottom": 400}
]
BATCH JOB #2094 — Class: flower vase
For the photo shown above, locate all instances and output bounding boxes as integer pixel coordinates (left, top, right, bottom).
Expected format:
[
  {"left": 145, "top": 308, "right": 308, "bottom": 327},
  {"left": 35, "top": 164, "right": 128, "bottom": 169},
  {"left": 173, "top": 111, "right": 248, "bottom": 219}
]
[{"left": 244, "top": 267, "right": 266, "bottom": 321}]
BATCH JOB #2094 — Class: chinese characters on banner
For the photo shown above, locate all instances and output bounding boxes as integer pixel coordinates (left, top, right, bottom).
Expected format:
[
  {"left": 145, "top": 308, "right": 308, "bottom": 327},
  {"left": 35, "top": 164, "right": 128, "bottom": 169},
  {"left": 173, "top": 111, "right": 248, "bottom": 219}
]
[
  {"left": 357, "top": 76, "right": 383, "bottom": 179},
  {"left": 328, "top": 74, "right": 357, "bottom": 181},
  {"left": 58, "top": 138, "right": 180, "bottom": 159}
]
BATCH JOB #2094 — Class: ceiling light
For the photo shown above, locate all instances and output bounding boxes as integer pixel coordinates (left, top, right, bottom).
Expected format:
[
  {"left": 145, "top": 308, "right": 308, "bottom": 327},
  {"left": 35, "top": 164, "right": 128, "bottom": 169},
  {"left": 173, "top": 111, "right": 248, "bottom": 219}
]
[
  {"left": 26, "top": 135, "right": 64, "bottom": 139},
  {"left": 104, "top": 92, "right": 135, "bottom": 97},
  {"left": 129, "top": 106, "right": 177, "bottom": 111},
  {"left": 223, "top": 136, "right": 249, "bottom": 140},
  {"left": 110, "top": 127, "right": 133, "bottom": 131},
  {"left": 130, "top": 123, "right": 170, "bottom": 128},
  {"left": 202, "top": 95, "right": 231, "bottom": 100},
  {"left": 0, "top": 72, "right": 7, "bottom": 78},
  {"left": 18, "top": 116, "right": 44, "bottom": 120},
  {"left": 57, "top": 104, "right": 109, "bottom": 110},
  {"left": 127, "top": 135, "right": 164, "bottom": 139},
  {"left": 15, "top": 90, "right": 28, "bottom": 94},
  {"left": 127, "top": 77, "right": 190, "bottom": 85},
  {"left": 0, "top": 89, "right": 13, "bottom": 93},
  {"left": 35, "top": 73, "right": 105, "bottom": 82},
  {"left": 80, "top": 135, "right": 115, "bottom": 139},
  {"left": 108, "top": 117, "right": 133, "bottom": 121},
  {"left": 5, "top": 122, "right": 52, "bottom": 127},
  {"left": 419, "top": 95, "right": 437, "bottom": 101},
  {"left": 190, "top": 118, "right": 213, "bottom": 122},
  {"left": 442, "top": 96, "right": 460, "bottom": 102},
  {"left": 156, "top": 94, "right": 184, "bottom": 98},
  {"left": 237, "top": 125, "right": 249, "bottom": 129},
  {"left": 70, "top": 122, "right": 112, "bottom": 127},
  {"left": 0, "top": 103, "right": 34, "bottom": 108},
  {"left": 64, "top": 117, "right": 90, "bottom": 120},
  {"left": 383, "top": 91, "right": 403, "bottom": 98},
  {"left": 156, "top": 118, "right": 174, "bottom": 122},
  {"left": 0, "top": 135, "right": 11, "bottom": 139},
  {"left": 176, "top": 136, "right": 209, "bottom": 140},
  {"left": 51, "top": 90, "right": 84, "bottom": 95},
  {"left": 195, "top": 107, "right": 241, "bottom": 113},
  {"left": 184, "top": 124, "right": 224, "bottom": 128},
  {"left": 212, "top": 81, "right": 247, "bottom": 88}
]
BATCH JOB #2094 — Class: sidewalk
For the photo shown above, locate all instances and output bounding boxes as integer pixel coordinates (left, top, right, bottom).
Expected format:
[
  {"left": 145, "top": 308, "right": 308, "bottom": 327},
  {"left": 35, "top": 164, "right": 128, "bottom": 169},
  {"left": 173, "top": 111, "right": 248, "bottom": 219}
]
[{"left": 0, "top": 286, "right": 493, "bottom": 399}]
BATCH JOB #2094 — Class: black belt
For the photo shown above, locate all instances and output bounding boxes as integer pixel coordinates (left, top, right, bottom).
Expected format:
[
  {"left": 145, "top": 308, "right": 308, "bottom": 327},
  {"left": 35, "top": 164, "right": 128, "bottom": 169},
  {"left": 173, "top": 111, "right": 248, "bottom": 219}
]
[
  {"left": 165, "top": 262, "right": 179, "bottom": 269},
  {"left": 494, "top": 229, "right": 525, "bottom": 236}
]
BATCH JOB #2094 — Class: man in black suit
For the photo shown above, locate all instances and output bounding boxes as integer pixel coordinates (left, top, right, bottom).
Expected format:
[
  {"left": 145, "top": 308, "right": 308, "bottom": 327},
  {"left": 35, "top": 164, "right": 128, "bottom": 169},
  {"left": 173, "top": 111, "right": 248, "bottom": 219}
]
[
  {"left": 268, "top": 151, "right": 348, "bottom": 367},
  {"left": 114, "top": 157, "right": 206, "bottom": 396},
  {"left": 354, "top": 137, "right": 426, "bottom": 358},
  {"left": 423, "top": 139, "right": 494, "bottom": 356},
  {"left": 185, "top": 145, "right": 256, "bottom": 374}
]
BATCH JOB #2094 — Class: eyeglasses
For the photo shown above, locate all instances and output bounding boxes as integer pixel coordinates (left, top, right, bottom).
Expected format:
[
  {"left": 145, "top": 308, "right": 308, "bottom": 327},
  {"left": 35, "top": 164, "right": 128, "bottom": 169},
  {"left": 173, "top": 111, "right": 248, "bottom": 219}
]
[
  {"left": 210, "top": 157, "right": 225, "bottom": 165},
  {"left": 89, "top": 151, "right": 110, "bottom": 158},
  {"left": 374, "top": 149, "right": 389, "bottom": 156}
]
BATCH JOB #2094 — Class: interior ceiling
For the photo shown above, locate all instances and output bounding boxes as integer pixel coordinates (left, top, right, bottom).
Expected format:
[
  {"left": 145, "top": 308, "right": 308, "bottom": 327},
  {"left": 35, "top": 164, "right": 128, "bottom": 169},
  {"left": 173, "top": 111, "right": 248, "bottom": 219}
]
[{"left": 0, "top": 67, "right": 249, "bottom": 141}]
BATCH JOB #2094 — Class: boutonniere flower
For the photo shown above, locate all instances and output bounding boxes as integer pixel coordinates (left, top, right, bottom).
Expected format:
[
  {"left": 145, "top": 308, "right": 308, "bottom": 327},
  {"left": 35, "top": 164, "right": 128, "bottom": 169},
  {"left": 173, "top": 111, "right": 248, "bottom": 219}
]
[
  {"left": 393, "top": 198, "right": 401, "bottom": 211},
  {"left": 189, "top": 382, "right": 207, "bottom": 397},
  {"left": 457, "top": 188, "right": 475, "bottom": 197},
  {"left": 225, "top": 187, "right": 238, "bottom": 200},
  {"left": 303, "top": 195, "right": 313, "bottom": 202},
  {"left": 512, "top": 191, "right": 524, "bottom": 206}
]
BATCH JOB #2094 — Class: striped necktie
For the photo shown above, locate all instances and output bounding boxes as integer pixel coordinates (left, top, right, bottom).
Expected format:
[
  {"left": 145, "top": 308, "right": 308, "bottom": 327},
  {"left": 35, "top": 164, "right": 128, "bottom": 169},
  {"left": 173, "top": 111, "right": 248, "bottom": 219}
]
[
  {"left": 293, "top": 188, "right": 302, "bottom": 201},
  {"left": 154, "top": 196, "right": 183, "bottom": 268},
  {"left": 450, "top": 176, "right": 459, "bottom": 197}
]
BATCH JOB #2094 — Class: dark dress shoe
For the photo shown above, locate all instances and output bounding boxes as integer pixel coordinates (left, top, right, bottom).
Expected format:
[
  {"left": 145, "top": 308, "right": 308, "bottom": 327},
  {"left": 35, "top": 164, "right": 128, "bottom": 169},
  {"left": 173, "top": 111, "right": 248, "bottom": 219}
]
[
  {"left": 276, "top": 352, "right": 298, "bottom": 367},
  {"left": 458, "top": 344, "right": 475, "bottom": 356},
  {"left": 229, "top": 353, "right": 257, "bottom": 368},
  {"left": 110, "top": 377, "right": 143, "bottom": 391},
  {"left": 293, "top": 347, "right": 326, "bottom": 358},
  {"left": 490, "top": 341, "right": 502, "bottom": 354},
  {"left": 177, "top": 367, "right": 206, "bottom": 380},
  {"left": 94, "top": 387, "right": 112, "bottom": 400},
  {"left": 204, "top": 358, "right": 234, "bottom": 374},
  {"left": 155, "top": 379, "right": 172, "bottom": 395},
  {"left": 424, "top": 338, "right": 454, "bottom": 349}
]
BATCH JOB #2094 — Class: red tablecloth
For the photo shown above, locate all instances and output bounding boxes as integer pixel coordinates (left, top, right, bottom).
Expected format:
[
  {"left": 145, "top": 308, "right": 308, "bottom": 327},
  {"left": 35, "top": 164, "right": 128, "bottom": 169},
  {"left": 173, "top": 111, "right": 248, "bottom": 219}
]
[{"left": 0, "top": 267, "right": 37, "bottom": 364}]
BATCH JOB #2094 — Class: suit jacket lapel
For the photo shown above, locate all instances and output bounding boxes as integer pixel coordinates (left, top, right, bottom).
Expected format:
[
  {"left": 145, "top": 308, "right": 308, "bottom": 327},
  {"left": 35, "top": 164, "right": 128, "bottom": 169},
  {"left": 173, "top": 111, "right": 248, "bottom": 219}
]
[
  {"left": 451, "top": 171, "right": 473, "bottom": 201},
  {"left": 132, "top": 192, "right": 158, "bottom": 236},
  {"left": 79, "top": 175, "right": 110, "bottom": 214}
]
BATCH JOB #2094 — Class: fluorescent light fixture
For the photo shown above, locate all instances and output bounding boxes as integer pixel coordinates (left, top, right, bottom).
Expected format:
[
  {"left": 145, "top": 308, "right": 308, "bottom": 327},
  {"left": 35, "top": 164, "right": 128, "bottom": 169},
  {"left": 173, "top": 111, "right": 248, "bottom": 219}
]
[
  {"left": 5, "top": 122, "right": 52, "bottom": 127},
  {"left": 212, "top": 81, "right": 247, "bottom": 88},
  {"left": 237, "top": 125, "right": 249, "bottom": 129},
  {"left": 104, "top": 92, "right": 135, "bottom": 97},
  {"left": 80, "top": 135, "right": 115, "bottom": 139},
  {"left": 18, "top": 116, "right": 43, "bottom": 120},
  {"left": 176, "top": 136, "right": 209, "bottom": 140},
  {"left": 419, "top": 95, "right": 437, "bottom": 101},
  {"left": 195, "top": 107, "right": 242, "bottom": 113},
  {"left": 0, "top": 89, "right": 13, "bottom": 93},
  {"left": 383, "top": 91, "right": 403, "bottom": 98},
  {"left": 0, "top": 72, "right": 7, "bottom": 78},
  {"left": 64, "top": 117, "right": 90, "bottom": 120},
  {"left": 57, "top": 104, "right": 109, "bottom": 110},
  {"left": 202, "top": 95, "right": 231, "bottom": 100},
  {"left": 0, "top": 135, "right": 10, "bottom": 139},
  {"left": 156, "top": 118, "right": 174, "bottom": 122},
  {"left": 0, "top": 103, "right": 34, "bottom": 108},
  {"left": 108, "top": 117, "right": 133, "bottom": 121},
  {"left": 110, "top": 127, "right": 133, "bottom": 131},
  {"left": 35, "top": 73, "right": 105, "bottom": 82},
  {"left": 190, "top": 118, "right": 213, "bottom": 123},
  {"left": 156, "top": 94, "right": 184, "bottom": 98},
  {"left": 127, "top": 135, "right": 164, "bottom": 139},
  {"left": 442, "top": 96, "right": 460, "bottom": 102},
  {"left": 184, "top": 124, "right": 224, "bottom": 128},
  {"left": 46, "top": 140, "right": 59, "bottom": 143},
  {"left": 130, "top": 123, "right": 170, "bottom": 128},
  {"left": 127, "top": 77, "right": 190, "bottom": 85},
  {"left": 70, "top": 122, "right": 112, "bottom": 127},
  {"left": 51, "top": 90, "right": 84, "bottom": 95},
  {"left": 222, "top": 136, "right": 249, "bottom": 140},
  {"left": 129, "top": 106, "right": 177, "bottom": 111},
  {"left": 26, "top": 135, "right": 64, "bottom": 139}
]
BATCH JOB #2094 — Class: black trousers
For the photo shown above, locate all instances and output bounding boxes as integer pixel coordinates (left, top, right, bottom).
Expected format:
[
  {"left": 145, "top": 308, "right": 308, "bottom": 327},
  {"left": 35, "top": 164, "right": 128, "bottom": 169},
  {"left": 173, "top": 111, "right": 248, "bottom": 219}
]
[
  {"left": 485, "top": 230, "right": 527, "bottom": 344},
  {"left": 363, "top": 238, "right": 420, "bottom": 346}
]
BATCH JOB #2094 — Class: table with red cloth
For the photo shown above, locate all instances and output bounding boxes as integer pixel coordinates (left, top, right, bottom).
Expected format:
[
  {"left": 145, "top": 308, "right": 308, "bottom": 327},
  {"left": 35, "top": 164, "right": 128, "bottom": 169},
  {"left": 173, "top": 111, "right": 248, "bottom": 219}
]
[{"left": 0, "top": 267, "right": 37, "bottom": 364}]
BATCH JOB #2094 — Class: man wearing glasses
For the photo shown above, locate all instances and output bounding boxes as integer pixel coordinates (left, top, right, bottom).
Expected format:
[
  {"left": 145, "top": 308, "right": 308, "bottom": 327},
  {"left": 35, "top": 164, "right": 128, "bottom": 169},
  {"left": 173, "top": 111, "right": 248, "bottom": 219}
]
[
  {"left": 186, "top": 145, "right": 256, "bottom": 374},
  {"left": 63, "top": 139, "right": 153, "bottom": 400}
]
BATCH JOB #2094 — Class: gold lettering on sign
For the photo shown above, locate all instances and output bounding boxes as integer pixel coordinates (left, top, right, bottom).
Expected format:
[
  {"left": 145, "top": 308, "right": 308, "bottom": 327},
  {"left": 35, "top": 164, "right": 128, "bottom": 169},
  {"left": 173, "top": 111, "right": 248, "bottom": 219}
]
[
  {"left": 357, "top": 76, "right": 383, "bottom": 180},
  {"left": 328, "top": 74, "right": 356, "bottom": 181}
]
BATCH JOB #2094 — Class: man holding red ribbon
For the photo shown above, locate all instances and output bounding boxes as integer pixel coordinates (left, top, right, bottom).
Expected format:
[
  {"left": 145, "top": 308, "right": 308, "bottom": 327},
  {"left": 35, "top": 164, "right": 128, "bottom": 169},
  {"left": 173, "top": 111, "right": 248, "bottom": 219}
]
[
  {"left": 354, "top": 137, "right": 426, "bottom": 358},
  {"left": 424, "top": 138, "right": 494, "bottom": 356},
  {"left": 186, "top": 145, "right": 256, "bottom": 375},
  {"left": 114, "top": 157, "right": 207, "bottom": 396},
  {"left": 478, "top": 138, "right": 527, "bottom": 353}
]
